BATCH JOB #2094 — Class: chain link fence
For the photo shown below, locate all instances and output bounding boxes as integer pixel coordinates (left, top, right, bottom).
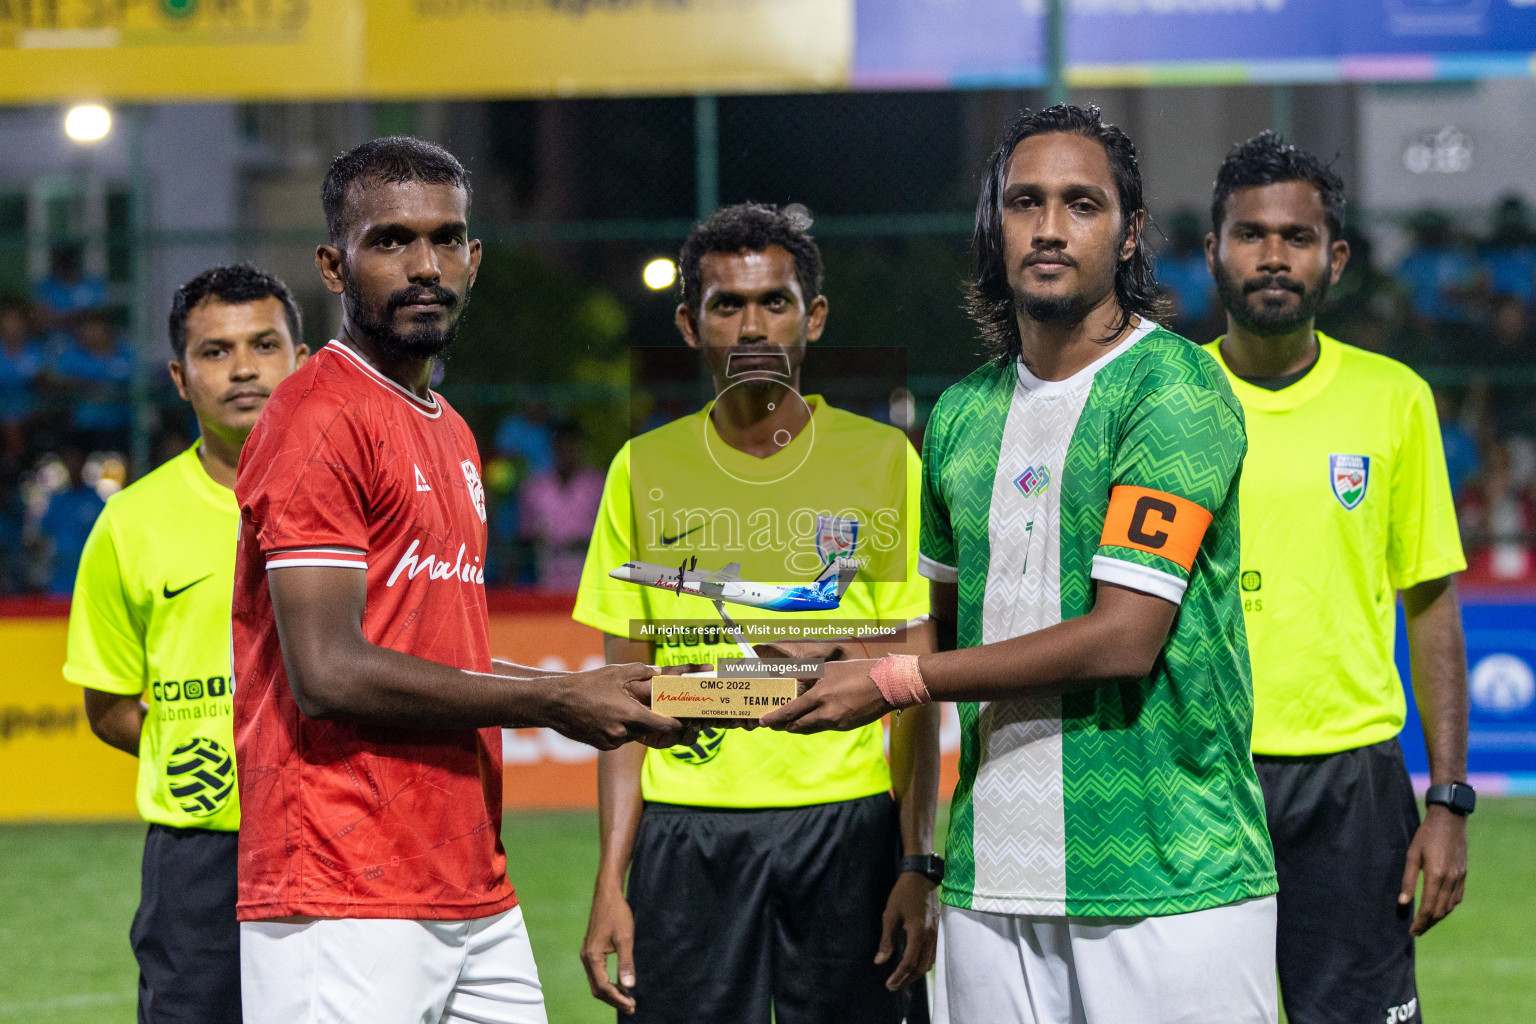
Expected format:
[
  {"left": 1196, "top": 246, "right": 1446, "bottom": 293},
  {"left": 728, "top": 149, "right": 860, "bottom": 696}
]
[{"left": 1, "top": 88, "right": 1532, "bottom": 589}]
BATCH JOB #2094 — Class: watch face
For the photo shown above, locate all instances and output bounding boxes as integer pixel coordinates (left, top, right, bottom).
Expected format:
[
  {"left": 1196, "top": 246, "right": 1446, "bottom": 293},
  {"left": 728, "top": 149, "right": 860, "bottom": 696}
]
[{"left": 1430, "top": 783, "right": 1476, "bottom": 814}]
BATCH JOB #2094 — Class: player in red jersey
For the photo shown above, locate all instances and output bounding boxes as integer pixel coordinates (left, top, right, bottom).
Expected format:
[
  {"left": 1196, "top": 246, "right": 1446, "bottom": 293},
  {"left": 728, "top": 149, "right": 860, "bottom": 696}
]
[{"left": 232, "top": 137, "right": 683, "bottom": 1024}]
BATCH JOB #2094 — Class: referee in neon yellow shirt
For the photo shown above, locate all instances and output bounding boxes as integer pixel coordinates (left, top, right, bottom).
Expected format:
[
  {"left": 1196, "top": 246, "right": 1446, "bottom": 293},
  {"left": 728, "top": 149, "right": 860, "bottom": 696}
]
[
  {"left": 64, "top": 265, "right": 308, "bottom": 1024},
  {"left": 574, "top": 204, "right": 939, "bottom": 1023},
  {"left": 1202, "top": 134, "right": 1469, "bottom": 1024}
]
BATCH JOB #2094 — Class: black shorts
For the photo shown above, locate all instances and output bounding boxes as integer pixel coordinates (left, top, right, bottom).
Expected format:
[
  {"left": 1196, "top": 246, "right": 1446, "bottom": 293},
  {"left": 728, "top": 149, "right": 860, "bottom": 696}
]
[
  {"left": 1254, "top": 738, "right": 1422, "bottom": 1024},
  {"left": 130, "top": 824, "right": 241, "bottom": 1024},
  {"left": 626, "top": 793, "right": 917, "bottom": 1024}
]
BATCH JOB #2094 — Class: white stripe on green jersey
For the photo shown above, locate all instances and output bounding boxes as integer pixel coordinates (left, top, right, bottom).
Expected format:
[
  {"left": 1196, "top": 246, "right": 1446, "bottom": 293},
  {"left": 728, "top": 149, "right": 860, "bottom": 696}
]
[{"left": 921, "top": 321, "right": 1277, "bottom": 918}]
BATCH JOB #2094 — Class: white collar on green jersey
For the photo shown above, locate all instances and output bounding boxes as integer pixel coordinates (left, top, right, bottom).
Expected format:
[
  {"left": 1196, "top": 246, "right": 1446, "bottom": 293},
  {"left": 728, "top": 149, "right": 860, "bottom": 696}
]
[{"left": 1015, "top": 317, "right": 1154, "bottom": 397}]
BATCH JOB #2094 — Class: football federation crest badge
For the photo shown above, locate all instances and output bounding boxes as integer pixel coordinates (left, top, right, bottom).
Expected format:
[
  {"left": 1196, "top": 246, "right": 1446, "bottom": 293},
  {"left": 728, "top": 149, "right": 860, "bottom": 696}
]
[
  {"left": 1329, "top": 454, "right": 1370, "bottom": 510},
  {"left": 461, "top": 459, "right": 487, "bottom": 523},
  {"left": 1015, "top": 465, "right": 1051, "bottom": 498},
  {"left": 814, "top": 514, "right": 859, "bottom": 565}
]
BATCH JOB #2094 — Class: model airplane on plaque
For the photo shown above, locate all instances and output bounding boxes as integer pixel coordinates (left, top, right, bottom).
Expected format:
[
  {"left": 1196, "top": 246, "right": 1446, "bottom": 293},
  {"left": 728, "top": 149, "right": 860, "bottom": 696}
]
[{"left": 608, "top": 556, "right": 859, "bottom": 718}]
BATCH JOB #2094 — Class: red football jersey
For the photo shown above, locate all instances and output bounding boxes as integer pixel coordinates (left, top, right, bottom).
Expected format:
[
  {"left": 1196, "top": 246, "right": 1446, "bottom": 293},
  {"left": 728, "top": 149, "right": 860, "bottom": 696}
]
[{"left": 232, "top": 341, "right": 516, "bottom": 921}]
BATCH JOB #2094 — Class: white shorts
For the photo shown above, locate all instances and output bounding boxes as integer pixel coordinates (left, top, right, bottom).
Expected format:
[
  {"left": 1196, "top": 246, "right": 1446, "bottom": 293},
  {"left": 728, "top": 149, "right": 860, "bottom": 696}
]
[
  {"left": 938, "top": 896, "right": 1278, "bottom": 1024},
  {"left": 240, "top": 906, "right": 548, "bottom": 1024}
]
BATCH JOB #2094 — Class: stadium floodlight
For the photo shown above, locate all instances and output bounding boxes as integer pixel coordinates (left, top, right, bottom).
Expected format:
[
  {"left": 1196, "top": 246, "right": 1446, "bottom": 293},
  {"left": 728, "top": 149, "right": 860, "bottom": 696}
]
[
  {"left": 642, "top": 257, "right": 677, "bottom": 291},
  {"left": 64, "top": 104, "right": 112, "bottom": 143}
]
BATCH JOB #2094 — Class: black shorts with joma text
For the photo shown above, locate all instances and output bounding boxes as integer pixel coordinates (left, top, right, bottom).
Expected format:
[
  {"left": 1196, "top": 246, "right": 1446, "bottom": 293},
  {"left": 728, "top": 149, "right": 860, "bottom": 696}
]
[
  {"left": 130, "top": 824, "right": 241, "bottom": 1024},
  {"left": 626, "top": 793, "right": 915, "bottom": 1024},
  {"left": 1255, "top": 738, "right": 1422, "bottom": 1024}
]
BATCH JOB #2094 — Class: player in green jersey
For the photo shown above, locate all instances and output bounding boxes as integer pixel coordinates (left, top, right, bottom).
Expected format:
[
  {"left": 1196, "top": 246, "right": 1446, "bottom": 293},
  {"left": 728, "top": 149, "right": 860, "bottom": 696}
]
[
  {"left": 1202, "top": 133, "right": 1469, "bottom": 1024},
  {"left": 575, "top": 203, "right": 940, "bottom": 1023},
  {"left": 64, "top": 265, "right": 309, "bottom": 1024},
  {"left": 764, "top": 105, "right": 1277, "bottom": 1024}
]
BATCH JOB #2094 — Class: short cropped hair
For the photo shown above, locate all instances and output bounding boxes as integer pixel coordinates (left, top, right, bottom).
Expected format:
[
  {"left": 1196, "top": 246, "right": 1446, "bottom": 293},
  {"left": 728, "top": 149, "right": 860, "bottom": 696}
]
[
  {"left": 1212, "top": 131, "right": 1347, "bottom": 241},
  {"left": 321, "top": 136, "right": 471, "bottom": 244},
  {"left": 970, "top": 104, "right": 1162, "bottom": 364},
  {"left": 679, "top": 203, "right": 824, "bottom": 313},
  {"left": 168, "top": 264, "right": 302, "bottom": 359}
]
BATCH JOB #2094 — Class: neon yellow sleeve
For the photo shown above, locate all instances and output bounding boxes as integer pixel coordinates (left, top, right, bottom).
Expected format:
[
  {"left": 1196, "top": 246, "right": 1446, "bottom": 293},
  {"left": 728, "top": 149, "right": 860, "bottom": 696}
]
[
  {"left": 572, "top": 444, "right": 653, "bottom": 639},
  {"left": 1387, "top": 377, "right": 1467, "bottom": 590},
  {"left": 63, "top": 509, "right": 146, "bottom": 695}
]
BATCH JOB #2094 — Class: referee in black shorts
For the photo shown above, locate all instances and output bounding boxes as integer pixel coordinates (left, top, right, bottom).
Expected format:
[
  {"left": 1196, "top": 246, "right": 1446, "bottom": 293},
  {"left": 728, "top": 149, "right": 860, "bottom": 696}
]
[
  {"left": 65, "top": 266, "right": 307, "bottom": 1023},
  {"left": 574, "top": 203, "right": 941, "bottom": 1023}
]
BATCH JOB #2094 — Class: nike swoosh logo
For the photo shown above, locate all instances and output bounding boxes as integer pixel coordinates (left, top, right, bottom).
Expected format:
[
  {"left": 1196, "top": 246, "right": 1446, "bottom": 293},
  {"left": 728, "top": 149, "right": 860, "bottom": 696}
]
[
  {"left": 659, "top": 525, "right": 704, "bottom": 546},
  {"left": 163, "top": 574, "right": 214, "bottom": 599}
]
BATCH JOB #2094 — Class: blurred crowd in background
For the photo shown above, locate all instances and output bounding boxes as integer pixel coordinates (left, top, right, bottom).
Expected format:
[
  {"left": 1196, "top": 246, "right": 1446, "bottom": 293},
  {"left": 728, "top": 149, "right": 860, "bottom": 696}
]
[{"left": 3, "top": 193, "right": 1536, "bottom": 596}]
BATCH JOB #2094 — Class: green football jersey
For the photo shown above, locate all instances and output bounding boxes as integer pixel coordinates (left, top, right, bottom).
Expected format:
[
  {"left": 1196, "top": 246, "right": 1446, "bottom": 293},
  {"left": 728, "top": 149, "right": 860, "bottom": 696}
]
[
  {"left": 64, "top": 442, "right": 240, "bottom": 831},
  {"left": 921, "top": 321, "right": 1276, "bottom": 918}
]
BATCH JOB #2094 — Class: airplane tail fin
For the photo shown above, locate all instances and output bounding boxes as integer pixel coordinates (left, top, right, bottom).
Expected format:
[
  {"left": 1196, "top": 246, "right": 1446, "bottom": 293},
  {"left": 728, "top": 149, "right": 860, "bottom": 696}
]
[{"left": 812, "top": 557, "right": 859, "bottom": 601}]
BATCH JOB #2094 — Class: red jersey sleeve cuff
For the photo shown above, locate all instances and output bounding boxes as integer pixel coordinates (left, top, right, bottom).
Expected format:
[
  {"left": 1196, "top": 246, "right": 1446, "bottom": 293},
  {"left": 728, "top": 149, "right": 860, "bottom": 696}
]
[{"left": 265, "top": 546, "right": 368, "bottom": 571}]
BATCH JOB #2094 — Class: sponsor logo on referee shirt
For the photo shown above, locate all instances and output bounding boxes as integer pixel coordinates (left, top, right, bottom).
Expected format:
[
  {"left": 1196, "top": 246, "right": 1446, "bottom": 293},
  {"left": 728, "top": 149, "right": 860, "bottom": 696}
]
[
  {"left": 668, "top": 727, "right": 726, "bottom": 765},
  {"left": 166, "top": 736, "right": 236, "bottom": 816},
  {"left": 1385, "top": 996, "right": 1418, "bottom": 1023}
]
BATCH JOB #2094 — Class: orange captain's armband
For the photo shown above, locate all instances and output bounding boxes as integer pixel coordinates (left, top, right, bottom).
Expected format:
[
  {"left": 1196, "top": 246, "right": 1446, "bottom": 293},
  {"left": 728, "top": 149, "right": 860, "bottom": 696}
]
[{"left": 1099, "top": 486, "right": 1212, "bottom": 571}]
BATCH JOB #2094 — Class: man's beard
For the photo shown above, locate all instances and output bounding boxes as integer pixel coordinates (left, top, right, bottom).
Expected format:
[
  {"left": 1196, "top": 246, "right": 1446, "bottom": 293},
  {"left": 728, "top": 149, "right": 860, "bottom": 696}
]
[
  {"left": 1214, "top": 262, "right": 1330, "bottom": 336},
  {"left": 344, "top": 273, "right": 470, "bottom": 359},
  {"left": 1015, "top": 288, "right": 1097, "bottom": 327}
]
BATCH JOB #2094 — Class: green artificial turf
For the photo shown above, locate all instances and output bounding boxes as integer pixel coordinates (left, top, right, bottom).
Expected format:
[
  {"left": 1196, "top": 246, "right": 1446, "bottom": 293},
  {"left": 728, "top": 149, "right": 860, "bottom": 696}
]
[{"left": 2, "top": 801, "right": 1532, "bottom": 1023}]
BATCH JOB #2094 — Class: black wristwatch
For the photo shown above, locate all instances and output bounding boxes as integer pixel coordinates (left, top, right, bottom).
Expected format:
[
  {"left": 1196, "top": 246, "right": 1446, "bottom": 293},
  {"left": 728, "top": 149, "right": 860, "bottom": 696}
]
[
  {"left": 899, "top": 854, "right": 945, "bottom": 885},
  {"left": 1425, "top": 781, "right": 1477, "bottom": 816}
]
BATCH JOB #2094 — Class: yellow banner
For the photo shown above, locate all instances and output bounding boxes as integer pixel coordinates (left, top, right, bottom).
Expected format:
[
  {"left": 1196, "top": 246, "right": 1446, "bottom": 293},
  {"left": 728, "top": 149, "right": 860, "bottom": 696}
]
[
  {"left": 0, "top": 607, "right": 963, "bottom": 820},
  {"left": 0, "top": 617, "right": 138, "bottom": 820},
  {"left": 0, "top": 0, "right": 365, "bottom": 102},
  {"left": 0, "top": 0, "right": 849, "bottom": 102},
  {"left": 365, "top": 0, "right": 851, "bottom": 98}
]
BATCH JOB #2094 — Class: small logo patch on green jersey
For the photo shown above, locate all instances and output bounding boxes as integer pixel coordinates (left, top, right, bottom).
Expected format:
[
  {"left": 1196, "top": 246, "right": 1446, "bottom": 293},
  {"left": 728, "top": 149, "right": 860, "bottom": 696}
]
[
  {"left": 1014, "top": 465, "right": 1050, "bottom": 498},
  {"left": 1240, "top": 571, "right": 1262, "bottom": 592}
]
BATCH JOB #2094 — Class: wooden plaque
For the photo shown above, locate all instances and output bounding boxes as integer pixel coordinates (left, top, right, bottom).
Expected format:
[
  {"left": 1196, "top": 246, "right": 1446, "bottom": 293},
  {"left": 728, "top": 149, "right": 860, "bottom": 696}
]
[{"left": 651, "top": 676, "right": 799, "bottom": 720}]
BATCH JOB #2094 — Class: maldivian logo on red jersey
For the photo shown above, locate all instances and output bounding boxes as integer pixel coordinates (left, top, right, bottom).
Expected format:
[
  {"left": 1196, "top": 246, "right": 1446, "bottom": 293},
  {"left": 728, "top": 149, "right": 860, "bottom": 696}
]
[
  {"left": 386, "top": 540, "right": 486, "bottom": 587},
  {"left": 461, "top": 460, "right": 487, "bottom": 523}
]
